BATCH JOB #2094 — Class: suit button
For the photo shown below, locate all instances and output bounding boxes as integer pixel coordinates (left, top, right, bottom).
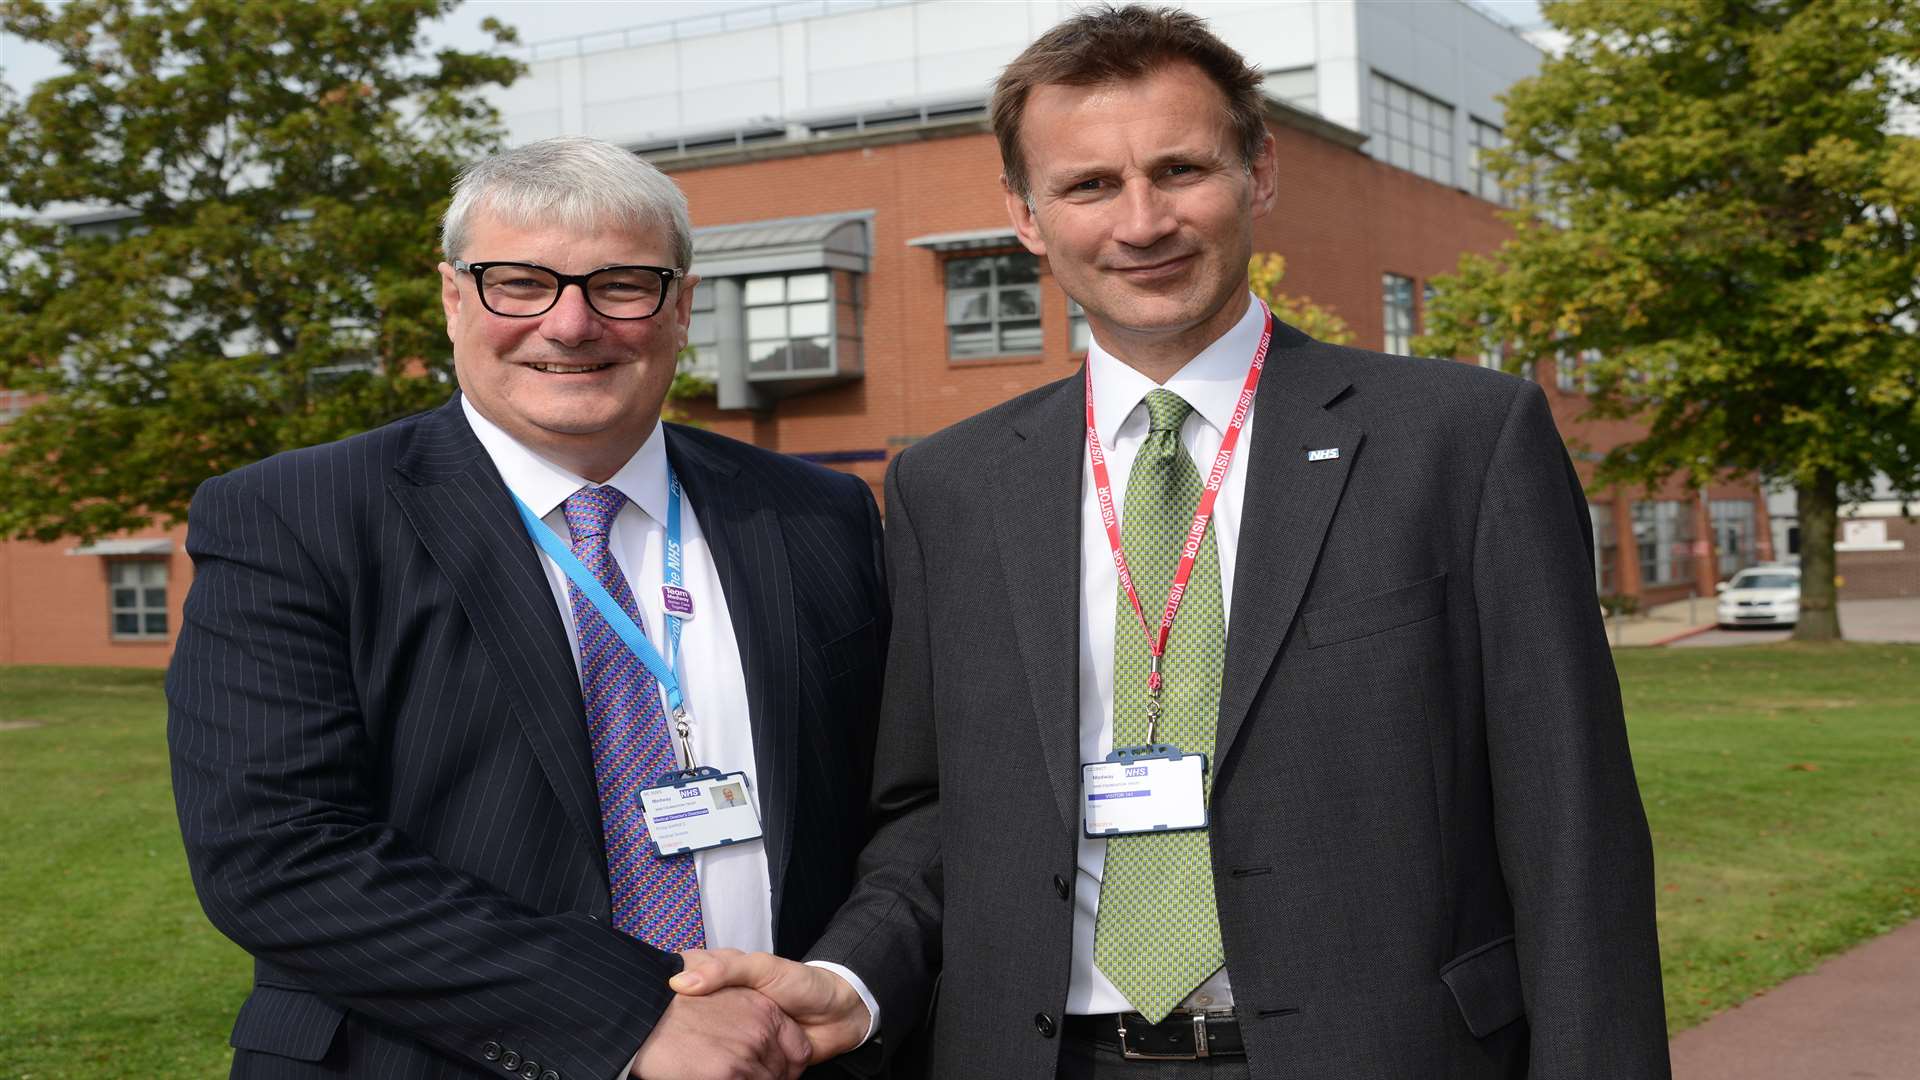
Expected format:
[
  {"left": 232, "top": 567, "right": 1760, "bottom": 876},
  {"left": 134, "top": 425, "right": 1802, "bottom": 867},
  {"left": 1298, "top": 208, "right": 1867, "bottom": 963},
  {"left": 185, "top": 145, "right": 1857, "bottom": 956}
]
[
  {"left": 1034, "top": 1012, "right": 1056, "bottom": 1038},
  {"left": 1052, "top": 873, "right": 1069, "bottom": 899},
  {"left": 541, "top": 1072, "right": 561, "bottom": 1080},
  {"left": 501, "top": 1050, "right": 521, "bottom": 1070},
  {"left": 520, "top": 1062, "right": 540, "bottom": 1080},
  {"left": 482, "top": 1041, "right": 502, "bottom": 1061}
]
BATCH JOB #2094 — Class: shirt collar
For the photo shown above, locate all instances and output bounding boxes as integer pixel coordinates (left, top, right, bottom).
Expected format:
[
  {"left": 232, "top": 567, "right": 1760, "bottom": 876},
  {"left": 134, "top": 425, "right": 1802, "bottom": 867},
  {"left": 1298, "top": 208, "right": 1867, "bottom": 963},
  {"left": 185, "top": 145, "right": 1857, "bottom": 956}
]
[
  {"left": 460, "top": 396, "right": 669, "bottom": 527},
  {"left": 1087, "top": 292, "right": 1269, "bottom": 448}
]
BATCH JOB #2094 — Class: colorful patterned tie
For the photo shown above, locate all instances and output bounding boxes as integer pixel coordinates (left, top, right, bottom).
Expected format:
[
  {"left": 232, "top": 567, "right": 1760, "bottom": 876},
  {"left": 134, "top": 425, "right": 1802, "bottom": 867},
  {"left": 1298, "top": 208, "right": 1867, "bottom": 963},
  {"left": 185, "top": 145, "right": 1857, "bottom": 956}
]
[
  {"left": 1093, "top": 389, "right": 1227, "bottom": 1023},
  {"left": 563, "top": 485, "right": 705, "bottom": 951}
]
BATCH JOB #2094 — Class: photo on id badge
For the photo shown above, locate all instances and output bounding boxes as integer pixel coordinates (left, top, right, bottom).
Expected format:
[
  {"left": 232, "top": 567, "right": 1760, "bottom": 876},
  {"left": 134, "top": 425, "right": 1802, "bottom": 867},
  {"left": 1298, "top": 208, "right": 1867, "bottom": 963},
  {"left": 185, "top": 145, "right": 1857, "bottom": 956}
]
[{"left": 638, "top": 768, "right": 763, "bottom": 856}]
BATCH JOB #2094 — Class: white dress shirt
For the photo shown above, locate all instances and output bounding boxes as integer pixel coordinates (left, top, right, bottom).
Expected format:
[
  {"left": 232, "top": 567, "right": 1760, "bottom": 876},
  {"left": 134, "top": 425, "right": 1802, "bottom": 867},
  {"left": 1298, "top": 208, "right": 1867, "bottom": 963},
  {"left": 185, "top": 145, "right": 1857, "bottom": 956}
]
[
  {"left": 463, "top": 399, "right": 775, "bottom": 956},
  {"left": 463, "top": 401, "right": 881, "bottom": 1063},
  {"left": 1065, "top": 293, "right": 1267, "bottom": 1015}
]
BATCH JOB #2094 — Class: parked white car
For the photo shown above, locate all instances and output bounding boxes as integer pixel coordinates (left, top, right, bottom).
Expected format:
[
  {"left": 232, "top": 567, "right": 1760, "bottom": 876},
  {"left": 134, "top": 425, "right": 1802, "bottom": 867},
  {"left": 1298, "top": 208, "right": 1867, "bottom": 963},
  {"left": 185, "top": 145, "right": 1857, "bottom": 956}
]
[{"left": 1716, "top": 566, "right": 1801, "bottom": 628}]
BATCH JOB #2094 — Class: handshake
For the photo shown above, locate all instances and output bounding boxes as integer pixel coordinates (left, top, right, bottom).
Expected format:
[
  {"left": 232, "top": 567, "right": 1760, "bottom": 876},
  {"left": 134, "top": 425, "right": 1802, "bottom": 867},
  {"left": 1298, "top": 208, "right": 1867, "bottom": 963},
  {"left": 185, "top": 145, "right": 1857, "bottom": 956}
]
[{"left": 629, "top": 949, "right": 872, "bottom": 1080}]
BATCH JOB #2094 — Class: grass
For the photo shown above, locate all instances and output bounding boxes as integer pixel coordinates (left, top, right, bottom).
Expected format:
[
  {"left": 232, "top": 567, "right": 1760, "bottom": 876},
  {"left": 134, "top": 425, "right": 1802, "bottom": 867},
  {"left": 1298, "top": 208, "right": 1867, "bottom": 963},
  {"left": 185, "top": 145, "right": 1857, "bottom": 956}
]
[
  {"left": 1, "top": 646, "right": 1916, "bottom": 1074},
  {"left": 0, "top": 666, "right": 244, "bottom": 1079},
  {"left": 1617, "top": 643, "right": 1920, "bottom": 1032}
]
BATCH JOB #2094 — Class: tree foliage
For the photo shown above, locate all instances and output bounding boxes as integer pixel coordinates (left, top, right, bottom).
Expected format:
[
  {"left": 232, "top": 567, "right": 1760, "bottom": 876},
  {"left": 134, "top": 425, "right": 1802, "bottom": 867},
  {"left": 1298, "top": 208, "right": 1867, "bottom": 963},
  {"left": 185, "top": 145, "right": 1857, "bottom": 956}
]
[
  {"left": 0, "top": 0, "right": 520, "bottom": 542},
  {"left": 1247, "top": 252, "right": 1353, "bottom": 345},
  {"left": 1417, "top": 0, "right": 1920, "bottom": 640}
]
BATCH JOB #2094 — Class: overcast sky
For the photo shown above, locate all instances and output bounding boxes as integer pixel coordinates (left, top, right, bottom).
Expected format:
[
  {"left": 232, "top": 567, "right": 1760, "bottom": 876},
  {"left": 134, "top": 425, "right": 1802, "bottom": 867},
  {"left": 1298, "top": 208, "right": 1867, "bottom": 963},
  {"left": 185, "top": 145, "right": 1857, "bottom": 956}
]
[{"left": 2, "top": 0, "right": 1550, "bottom": 98}]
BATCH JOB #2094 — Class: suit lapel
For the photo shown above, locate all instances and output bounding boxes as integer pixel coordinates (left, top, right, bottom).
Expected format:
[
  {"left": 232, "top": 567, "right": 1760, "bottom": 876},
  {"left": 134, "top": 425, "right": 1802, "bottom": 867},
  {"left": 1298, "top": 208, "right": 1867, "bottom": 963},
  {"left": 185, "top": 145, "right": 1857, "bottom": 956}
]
[
  {"left": 1217, "top": 327, "right": 1363, "bottom": 767},
  {"left": 993, "top": 377, "right": 1087, "bottom": 834},
  {"left": 667, "top": 428, "right": 801, "bottom": 927},
  {"left": 388, "top": 399, "right": 605, "bottom": 862}
]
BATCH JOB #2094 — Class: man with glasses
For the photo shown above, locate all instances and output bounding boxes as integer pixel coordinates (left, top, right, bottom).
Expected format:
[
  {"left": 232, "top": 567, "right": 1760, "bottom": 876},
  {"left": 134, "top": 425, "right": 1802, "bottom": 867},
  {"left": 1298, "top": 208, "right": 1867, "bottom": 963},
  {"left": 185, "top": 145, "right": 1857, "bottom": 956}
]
[{"left": 169, "top": 136, "right": 887, "bottom": 1080}]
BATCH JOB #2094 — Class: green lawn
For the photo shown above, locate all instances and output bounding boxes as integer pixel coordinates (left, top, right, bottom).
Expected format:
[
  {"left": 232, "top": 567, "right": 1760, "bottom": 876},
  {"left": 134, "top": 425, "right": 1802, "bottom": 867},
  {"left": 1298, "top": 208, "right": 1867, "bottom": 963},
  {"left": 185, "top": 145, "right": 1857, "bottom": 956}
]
[
  {"left": 1616, "top": 643, "right": 1920, "bottom": 1032},
  {"left": 2, "top": 647, "right": 1916, "bottom": 1075},
  {"left": 0, "top": 666, "right": 245, "bottom": 1079}
]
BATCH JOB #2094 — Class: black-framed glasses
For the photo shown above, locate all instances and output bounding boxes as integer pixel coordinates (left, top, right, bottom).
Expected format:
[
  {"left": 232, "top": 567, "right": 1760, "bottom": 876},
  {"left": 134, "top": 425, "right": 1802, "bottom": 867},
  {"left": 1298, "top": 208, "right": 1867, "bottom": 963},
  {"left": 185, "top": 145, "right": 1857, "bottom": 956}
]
[{"left": 453, "top": 260, "right": 682, "bottom": 320}]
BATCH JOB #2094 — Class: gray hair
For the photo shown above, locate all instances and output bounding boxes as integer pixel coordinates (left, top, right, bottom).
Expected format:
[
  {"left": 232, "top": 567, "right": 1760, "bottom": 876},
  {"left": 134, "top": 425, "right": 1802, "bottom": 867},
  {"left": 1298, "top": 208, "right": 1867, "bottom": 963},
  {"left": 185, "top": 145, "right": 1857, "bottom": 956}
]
[{"left": 441, "top": 136, "right": 694, "bottom": 268}]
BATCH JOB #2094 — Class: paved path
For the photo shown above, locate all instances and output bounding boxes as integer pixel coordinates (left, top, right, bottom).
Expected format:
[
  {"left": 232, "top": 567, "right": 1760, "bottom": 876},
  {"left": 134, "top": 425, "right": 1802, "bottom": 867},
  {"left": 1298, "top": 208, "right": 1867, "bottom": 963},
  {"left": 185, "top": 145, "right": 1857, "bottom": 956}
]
[
  {"left": 1668, "top": 918, "right": 1920, "bottom": 1079},
  {"left": 1604, "top": 596, "right": 1920, "bottom": 648}
]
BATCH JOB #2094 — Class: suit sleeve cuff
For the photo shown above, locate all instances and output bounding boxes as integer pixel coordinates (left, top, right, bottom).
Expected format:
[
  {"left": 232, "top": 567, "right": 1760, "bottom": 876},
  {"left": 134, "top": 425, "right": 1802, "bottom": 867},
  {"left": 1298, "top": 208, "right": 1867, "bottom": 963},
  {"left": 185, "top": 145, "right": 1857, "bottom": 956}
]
[{"left": 805, "top": 960, "right": 881, "bottom": 1046}]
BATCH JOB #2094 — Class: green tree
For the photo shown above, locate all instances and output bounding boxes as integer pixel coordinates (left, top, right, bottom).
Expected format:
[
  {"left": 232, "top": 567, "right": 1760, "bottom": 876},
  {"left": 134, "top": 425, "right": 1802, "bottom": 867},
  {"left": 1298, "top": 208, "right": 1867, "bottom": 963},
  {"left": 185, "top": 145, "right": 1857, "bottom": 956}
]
[
  {"left": 0, "top": 0, "right": 521, "bottom": 543},
  {"left": 1418, "top": 0, "right": 1920, "bottom": 642},
  {"left": 1247, "top": 252, "right": 1353, "bottom": 345}
]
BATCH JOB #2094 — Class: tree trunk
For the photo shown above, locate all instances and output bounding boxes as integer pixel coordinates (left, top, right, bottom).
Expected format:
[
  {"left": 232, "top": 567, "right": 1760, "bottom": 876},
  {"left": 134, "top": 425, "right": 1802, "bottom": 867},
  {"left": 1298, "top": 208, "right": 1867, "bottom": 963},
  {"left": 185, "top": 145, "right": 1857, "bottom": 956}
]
[{"left": 1792, "top": 474, "right": 1842, "bottom": 642}]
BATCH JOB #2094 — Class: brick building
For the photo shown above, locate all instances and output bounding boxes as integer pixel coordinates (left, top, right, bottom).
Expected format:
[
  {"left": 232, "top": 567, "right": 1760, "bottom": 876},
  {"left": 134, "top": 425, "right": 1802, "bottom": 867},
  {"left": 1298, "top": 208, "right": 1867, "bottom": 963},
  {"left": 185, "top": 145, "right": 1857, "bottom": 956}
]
[{"left": 0, "top": 0, "right": 1769, "bottom": 665}]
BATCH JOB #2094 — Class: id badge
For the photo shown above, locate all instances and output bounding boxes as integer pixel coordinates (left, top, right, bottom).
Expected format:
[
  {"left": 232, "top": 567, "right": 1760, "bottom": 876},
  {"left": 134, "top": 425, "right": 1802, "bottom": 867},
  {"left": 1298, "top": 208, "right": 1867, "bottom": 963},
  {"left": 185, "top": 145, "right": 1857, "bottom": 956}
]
[
  {"left": 1081, "top": 743, "right": 1208, "bottom": 838},
  {"left": 637, "top": 766, "right": 764, "bottom": 856}
]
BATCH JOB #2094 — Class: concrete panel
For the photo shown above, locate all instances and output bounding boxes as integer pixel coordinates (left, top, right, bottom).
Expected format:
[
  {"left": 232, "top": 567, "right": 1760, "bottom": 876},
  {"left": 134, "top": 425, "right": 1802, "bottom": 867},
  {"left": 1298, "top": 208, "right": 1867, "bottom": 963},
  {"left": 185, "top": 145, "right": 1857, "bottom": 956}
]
[
  {"left": 1193, "top": 1, "right": 1320, "bottom": 72},
  {"left": 581, "top": 42, "right": 678, "bottom": 104},
  {"left": 680, "top": 78, "right": 786, "bottom": 129},
  {"left": 584, "top": 94, "right": 686, "bottom": 143},
  {"left": 679, "top": 26, "right": 781, "bottom": 90},
  {"left": 808, "top": 60, "right": 920, "bottom": 112},
  {"left": 913, "top": 1, "right": 1030, "bottom": 55},
  {"left": 806, "top": 5, "right": 917, "bottom": 69}
]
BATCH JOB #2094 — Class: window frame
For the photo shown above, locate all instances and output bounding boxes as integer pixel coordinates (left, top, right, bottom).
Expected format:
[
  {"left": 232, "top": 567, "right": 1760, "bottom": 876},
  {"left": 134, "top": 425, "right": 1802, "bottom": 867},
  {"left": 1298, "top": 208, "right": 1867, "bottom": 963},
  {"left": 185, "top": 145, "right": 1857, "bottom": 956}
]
[
  {"left": 108, "top": 560, "right": 169, "bottom": 641},
  {"left": 944, "top": 252, "right": 1043, "bottom": 362}
]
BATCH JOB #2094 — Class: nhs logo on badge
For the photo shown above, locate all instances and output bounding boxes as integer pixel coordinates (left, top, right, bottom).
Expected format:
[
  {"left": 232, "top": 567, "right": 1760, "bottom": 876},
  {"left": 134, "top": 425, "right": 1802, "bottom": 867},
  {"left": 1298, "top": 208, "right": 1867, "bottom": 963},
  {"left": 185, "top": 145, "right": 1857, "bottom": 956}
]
[
  {"left": 1307, "top": 447, "right": 1340, "bottom": 462},
  {"left": 678, "top": 787, "right": 701, "bottom": 799}
]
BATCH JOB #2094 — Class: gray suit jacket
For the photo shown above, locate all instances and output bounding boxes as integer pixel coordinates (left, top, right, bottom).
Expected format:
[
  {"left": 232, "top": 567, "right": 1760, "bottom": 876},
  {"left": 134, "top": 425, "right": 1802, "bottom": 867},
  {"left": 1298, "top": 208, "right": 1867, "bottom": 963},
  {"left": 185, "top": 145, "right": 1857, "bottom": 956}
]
[{"left": 809, "top": 321, "right": 1669, "bottom": 1079}]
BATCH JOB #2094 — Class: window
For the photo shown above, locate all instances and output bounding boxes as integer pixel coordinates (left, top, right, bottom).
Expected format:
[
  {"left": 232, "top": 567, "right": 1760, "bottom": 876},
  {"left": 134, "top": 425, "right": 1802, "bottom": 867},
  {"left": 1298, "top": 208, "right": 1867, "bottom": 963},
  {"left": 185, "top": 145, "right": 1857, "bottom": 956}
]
[
  {"left": 1631, "top": 500, "right": 1695, "bottom": 587},
  {"left": 682, "top": 281, "right": 717, "bottom": 378},
  {"left": 1263, "top": 67, "right": 1317, "bottom": 113},
  {"left": 1711, "top": 499, "right": 1758, "bottom": 576},
  {"left": 0, "top": 388, "right": 29, "bottom": 423},
  {"left": 1556, "top": 348, "right": 1599, "bottom": 394},
  {"left": 1382, "top": 273, "right": 1416, "bottom": 355},
  {"left": 1067, "top": 297, "right": 1091, "bottom": 354},
  {"left": 1469, "top": 117, "right": 1505, "bottom": 204},
  {"left": 743, "top": 270, "right": 859, "bottom": 377},
  {"left": 1369, "top": 73, "right": 1455, "bottom": 185},
  {"left": 946, "top": 253, "right": 1041, "bottom": 360},
  {"left": 109, "top": 561, "right": 168, "bottom": 640},
  {"left": 1591, "top": 503, "right": 1619, "bottom": 594}
]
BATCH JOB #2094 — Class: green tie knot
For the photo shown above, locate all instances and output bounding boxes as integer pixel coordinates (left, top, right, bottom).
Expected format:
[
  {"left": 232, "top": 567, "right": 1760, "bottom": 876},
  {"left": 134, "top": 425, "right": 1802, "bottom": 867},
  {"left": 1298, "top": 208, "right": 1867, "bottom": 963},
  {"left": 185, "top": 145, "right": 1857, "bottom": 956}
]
[{"left": 1143, "top": 389, "right": 1193, "bottom": 434}]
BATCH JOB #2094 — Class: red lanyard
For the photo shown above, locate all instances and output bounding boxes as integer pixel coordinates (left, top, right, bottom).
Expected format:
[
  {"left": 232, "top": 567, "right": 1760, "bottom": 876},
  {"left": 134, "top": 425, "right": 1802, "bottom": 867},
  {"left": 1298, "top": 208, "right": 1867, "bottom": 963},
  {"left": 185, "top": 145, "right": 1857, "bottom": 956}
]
[{"left": 1086, "top": 311, "right": 1271, "bottom": 735}]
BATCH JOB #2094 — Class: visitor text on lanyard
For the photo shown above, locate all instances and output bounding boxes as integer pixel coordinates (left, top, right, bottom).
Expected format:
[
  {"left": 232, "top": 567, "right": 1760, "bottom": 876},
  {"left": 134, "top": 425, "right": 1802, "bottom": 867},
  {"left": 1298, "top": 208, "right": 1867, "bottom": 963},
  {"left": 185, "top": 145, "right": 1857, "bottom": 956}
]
[{"left": 1086, "top": 309, "right": 1273, "bottom": 742}]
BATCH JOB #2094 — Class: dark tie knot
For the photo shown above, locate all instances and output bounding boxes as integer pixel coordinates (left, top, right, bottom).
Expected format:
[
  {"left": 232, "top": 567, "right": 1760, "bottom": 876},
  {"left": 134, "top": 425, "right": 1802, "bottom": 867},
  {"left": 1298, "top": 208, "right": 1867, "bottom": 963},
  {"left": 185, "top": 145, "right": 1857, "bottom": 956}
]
[
  {"left": 1143, "top": 389, "right": 1194, "bottom": 434},
  {"left": 563, "top": 485, "right": 630, "bottom": 543}
]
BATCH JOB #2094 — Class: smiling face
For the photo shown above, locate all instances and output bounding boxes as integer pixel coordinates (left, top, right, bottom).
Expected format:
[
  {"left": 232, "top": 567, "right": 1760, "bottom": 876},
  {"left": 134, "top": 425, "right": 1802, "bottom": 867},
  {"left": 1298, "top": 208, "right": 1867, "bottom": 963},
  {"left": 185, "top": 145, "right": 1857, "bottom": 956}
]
[
  {"left": 1005, "top": 62, "right": 1275, "bottom": 377},
  {"left": 439, "top": 210, "right": 693, "bottom": 482}
]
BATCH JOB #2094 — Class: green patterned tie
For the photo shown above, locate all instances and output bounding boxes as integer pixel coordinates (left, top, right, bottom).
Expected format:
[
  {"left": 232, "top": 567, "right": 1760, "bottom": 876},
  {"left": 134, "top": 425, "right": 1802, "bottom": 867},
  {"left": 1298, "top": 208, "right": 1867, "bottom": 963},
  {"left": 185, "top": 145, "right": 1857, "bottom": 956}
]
[{"left": 1093, "top": 389, "right": 1227, "bottom": 1024}]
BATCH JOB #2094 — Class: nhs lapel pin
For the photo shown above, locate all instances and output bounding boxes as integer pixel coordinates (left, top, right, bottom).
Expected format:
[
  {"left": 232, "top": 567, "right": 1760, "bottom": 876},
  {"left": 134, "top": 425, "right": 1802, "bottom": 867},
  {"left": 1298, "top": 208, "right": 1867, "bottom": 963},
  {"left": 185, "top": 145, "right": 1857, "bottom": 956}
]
[
  {"left": 1306, "top": 447, "right": 1341, "bottom": 462},
  {"left": 662, "top": 584, "right": 695, "bottom": 620}
]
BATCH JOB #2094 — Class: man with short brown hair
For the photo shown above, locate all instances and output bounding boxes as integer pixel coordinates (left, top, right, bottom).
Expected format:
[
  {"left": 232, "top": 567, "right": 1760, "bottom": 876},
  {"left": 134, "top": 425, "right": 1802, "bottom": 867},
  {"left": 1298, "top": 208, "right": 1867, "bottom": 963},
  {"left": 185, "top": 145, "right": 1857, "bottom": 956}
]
[{"left": 675, "top": 7, "right": 1669, "bottom": 1077}]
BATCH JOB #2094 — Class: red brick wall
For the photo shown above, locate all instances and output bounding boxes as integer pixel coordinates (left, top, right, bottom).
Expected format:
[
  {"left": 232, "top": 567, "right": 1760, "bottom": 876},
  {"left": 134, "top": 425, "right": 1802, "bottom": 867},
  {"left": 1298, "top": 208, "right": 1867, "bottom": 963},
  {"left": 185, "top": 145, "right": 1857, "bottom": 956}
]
[
  {"left": 0, "top": 121, "right": 1768, "bottom": 666},
  {"left": 0, "top": 526, "right": 189, "bottom": 668}
]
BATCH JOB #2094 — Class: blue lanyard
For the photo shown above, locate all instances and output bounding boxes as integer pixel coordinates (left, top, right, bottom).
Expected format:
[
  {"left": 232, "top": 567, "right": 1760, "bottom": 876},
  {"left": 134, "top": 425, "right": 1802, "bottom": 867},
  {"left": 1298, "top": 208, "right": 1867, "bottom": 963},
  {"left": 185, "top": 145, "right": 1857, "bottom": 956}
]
[{"left": 511, "top": 469, "right": 692, "bottom": 728}]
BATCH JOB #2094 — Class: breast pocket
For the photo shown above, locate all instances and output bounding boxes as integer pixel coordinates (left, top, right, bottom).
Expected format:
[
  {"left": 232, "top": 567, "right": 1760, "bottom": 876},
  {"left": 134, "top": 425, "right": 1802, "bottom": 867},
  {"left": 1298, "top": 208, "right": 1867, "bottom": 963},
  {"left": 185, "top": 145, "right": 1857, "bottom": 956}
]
[{"left": 1300, "top": 572, "right": 1448, "bottom": 649}]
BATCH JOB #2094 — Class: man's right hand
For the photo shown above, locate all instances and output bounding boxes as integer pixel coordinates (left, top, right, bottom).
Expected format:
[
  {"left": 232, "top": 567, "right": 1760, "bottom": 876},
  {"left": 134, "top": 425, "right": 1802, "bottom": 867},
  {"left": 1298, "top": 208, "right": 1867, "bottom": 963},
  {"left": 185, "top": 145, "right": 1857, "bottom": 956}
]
[
  {"left": 670, "top": 950, "right": 871, "bottom": 1063},
  {"left": 630, "top": 986, "right": 812, "bottom": 1080}
]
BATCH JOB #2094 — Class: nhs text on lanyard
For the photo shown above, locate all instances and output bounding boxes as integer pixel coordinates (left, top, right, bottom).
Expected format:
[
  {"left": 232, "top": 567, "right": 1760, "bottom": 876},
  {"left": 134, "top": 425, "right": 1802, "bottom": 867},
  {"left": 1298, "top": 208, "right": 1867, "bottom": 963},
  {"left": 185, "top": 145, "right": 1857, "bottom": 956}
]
[
  {"left": 512, "top": 469, "right": 763, "bottom": 856},
  {"left": 1080, "top": 310, "right": 1272, "bottom": 839}
]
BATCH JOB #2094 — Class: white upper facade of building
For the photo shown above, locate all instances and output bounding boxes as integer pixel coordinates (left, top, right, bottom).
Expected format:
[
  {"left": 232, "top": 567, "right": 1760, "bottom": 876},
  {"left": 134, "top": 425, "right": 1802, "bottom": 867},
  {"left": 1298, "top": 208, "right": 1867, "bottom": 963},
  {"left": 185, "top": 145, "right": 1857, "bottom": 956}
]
[{"left": 495, "top": 0, "right": 1542, "bottom": 196}]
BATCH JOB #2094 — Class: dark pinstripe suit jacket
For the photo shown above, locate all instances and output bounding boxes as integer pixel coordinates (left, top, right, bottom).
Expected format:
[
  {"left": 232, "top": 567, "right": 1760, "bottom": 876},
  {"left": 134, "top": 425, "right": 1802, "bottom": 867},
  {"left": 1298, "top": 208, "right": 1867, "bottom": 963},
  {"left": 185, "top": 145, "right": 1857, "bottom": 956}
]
[
  {"left": 809, "top": 321, "right": 1670, "bottom": 1078},
  {"left": 168, "top": 396, "right": 887, "bottom": 1080}
]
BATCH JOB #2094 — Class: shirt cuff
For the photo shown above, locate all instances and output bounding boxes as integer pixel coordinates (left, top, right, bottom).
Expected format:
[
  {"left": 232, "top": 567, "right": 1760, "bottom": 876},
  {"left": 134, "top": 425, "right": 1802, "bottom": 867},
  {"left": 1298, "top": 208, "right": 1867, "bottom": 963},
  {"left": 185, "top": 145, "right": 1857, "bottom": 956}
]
[
  {"left": 805, "top": 960, "right": 881, "bottom": 1046},
  {"left": 619, "top": 1046, "right": 642, "bottom": 1080}
]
